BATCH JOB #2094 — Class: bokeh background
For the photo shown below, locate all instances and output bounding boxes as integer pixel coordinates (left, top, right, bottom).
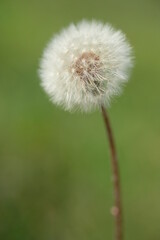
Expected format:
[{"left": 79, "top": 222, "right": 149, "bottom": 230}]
[{"left": 1, "top": 0, "right": 160, "bottom": 239}]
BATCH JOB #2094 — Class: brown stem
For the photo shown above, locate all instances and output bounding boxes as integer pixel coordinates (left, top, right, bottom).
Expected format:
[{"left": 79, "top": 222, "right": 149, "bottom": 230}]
[{"left": 101, "top": 105, "right": 123, "bottom": 240}]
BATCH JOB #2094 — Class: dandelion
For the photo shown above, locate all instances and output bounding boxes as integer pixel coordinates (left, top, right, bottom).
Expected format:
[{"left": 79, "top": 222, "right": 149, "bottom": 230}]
[
  {"left": 39, "top": 20, "right": 132, "bottom": 112},
  {"left": 39, "top": 20, "right": 133, "bottom": 240}
]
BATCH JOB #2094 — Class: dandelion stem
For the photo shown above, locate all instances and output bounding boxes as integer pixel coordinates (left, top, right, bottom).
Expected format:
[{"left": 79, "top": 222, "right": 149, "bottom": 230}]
[{"left": 101, "top": 105, "right": 123, "bottom": 240}]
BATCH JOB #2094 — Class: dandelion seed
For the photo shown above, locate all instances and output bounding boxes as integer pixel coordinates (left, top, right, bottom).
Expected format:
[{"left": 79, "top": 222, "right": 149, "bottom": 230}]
[{"left": 39, "top": 20, "right": 133, "bottom": 112}]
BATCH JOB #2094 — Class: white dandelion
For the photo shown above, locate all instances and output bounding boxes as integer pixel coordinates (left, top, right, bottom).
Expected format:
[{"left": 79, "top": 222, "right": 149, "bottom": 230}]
[
  {"left": 39, "top": 20, "right": 133, "bottom": 112},
  {"left": 39, "top": 21, "right": 134, "bottom": 240}
]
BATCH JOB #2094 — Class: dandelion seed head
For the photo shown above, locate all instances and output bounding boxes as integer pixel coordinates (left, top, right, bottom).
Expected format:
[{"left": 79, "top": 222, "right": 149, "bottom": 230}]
[{"left": 39, "top": 20, "right": 133, "bottom": 112}]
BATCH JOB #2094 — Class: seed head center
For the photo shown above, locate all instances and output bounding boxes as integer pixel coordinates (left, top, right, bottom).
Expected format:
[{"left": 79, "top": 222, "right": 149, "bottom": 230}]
[{"left": 72, "top": 52, "right": 100, "bottom": 80}]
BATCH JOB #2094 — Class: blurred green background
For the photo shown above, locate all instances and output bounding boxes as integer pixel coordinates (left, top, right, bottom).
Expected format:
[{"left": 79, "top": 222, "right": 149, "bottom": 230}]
[{"left": 1, "top": 0, "right": 160, "bottom": 239}]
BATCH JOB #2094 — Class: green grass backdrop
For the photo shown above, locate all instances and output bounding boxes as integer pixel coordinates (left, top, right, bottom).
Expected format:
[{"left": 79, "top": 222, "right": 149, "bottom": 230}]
[{"left": 0, "top": 0, "right": 160, "bottom": 239}]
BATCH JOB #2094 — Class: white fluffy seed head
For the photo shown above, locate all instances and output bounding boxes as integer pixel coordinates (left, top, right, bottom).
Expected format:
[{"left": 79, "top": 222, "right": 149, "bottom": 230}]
[{"left": 39, "top": 20, "right": 133, "bottom": 112}]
